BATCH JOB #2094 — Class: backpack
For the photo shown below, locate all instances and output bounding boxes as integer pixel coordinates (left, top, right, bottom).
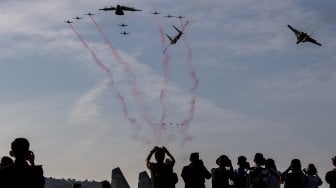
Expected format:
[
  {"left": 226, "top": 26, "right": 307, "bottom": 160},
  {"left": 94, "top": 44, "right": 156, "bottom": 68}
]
[{"left": 248, "top": 167, "right": 270, "bottom": 188}]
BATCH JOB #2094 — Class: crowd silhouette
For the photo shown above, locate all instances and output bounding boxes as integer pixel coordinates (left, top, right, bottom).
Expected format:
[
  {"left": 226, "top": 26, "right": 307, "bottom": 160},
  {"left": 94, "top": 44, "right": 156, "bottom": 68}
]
[
  {"left": 146, "top": 147, "right": 335, "bottom": 188},
  {"left": 0, "top": 139, "right": 335, "bottom": 188}
]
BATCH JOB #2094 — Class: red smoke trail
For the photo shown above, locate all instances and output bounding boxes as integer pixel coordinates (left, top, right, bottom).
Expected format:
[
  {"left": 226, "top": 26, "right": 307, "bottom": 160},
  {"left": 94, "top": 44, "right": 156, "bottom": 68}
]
[
  {"left": 68, "top": 23, "right": 141, "bottom": 134},
  {"left": 179, "top": 19, "right": 199, "bottom": 143},
  {"left": 68, "top": 23, "right": 113, "bottom": 84},
  {"left": 87, "top": 16, "right": 160, "bottom": 141},
  {"left": 155, "top": 15, "right": 171, "bottom": 126}
]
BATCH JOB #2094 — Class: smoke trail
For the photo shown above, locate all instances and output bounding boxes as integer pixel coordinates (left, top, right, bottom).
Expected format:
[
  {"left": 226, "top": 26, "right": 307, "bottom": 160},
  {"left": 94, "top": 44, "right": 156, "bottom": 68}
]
[
  {"left": 154, "top": 15, "right": 171, "bottom": 127},
  {"left": 179, "top": 19, "right": 199, "bottom": 144},
  {"left": 87, "top": 16, "right": 160, "bottom": 142},
  {"left": 68, "top": 23, "right": 113, "bottom": 84},
  {"left": 67, "top": 23, "right": 141, "bottom": 136}
]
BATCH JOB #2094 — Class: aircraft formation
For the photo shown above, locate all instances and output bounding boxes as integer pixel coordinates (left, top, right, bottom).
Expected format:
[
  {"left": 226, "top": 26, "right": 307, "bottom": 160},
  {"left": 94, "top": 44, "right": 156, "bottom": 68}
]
[
  {"left": 65, "top": 4, "right": 322, "bottom": 51},
  {"left": 65, "top": 4, "right": 190, "bottom": 42}
]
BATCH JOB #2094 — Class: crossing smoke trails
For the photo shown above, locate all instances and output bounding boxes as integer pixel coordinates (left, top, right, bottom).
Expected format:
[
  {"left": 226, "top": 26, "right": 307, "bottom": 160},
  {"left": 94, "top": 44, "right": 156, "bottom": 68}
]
[
  {"left": 87, "top": 15, "right": 161, "bottom": 143},
  {"left": 67, "top": 23, "right": 143, "bottom": 141},
  {"left": 179, "top": 19, "right": 199, "bottom": 143},
  {"left": 68, "top": 16, "right": 197, "bottom": 145},
  {"left": 154, "top": 15, "right": 171, "bottom": 129}
]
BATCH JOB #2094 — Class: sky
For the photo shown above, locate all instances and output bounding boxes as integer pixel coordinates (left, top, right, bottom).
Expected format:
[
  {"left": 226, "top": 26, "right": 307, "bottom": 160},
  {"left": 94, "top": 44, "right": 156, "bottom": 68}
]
[{"left": 0, "top": 0, "right": 335, "bottom": 187}]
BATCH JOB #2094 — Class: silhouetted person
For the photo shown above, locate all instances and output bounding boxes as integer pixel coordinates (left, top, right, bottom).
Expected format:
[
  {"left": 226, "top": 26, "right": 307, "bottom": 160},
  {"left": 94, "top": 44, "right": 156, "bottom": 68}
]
[
  {"left": 72, "top": 183, "right": 81, "bottom": 188},
  {"left": 265, "top": 158, "right": 281, "bottom": 188},
  {"left": 101, "top": 180, "right": 111, "bottom": 188},
  {"left": 165, "top": 158, "right": 178, "bottom": 188},
  {"left": 0, "top": 137, "right": 45, "bottom": 188},
  {"left": 303, "top": 163, "right": 322, "bottom": 188},
  {"left": 281, "top": 159, "right": 307, "bottom": 188},
  {"left": 234, "top": 155, "right": 250, "bottom": 188},
  {"left": 247, "top": 153, "right": 270, "bottom": 188},
  {"left": 211, "top": 155, "right": 236, "bottom": 188},
  {"left": 325, "top": 156, "right": 336, "bottom": 188},
  {"left": 146, "top": 146, "right": 176, "bottom": 188},
  {"left": 0, "top": 156, "right": 13, "bottom": 168},
  {"left": 181, "top": 152, "right": 211, "bottom": 188}
]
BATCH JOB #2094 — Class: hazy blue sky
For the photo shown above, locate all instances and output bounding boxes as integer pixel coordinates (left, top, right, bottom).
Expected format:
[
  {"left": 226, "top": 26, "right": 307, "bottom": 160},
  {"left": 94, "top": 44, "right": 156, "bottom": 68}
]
[{"left": 0, "top": 0, "right": 335, "bottom": 187}]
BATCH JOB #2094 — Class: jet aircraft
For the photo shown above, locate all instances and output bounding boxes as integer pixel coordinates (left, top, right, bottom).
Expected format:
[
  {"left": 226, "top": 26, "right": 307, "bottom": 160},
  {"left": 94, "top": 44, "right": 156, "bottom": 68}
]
[
  {"left": 118, "top": 23, "right": 128, "bottom": 27},
  {"left": 73, "top": 16, "right": 82, "bottom": 20},
  {"left": 65, "top": 20, "right": 73, "bottom": 23},
  {"left": 165, "top": 14, "right": 175, "bottom": 18},
  {"left": 151, "top": 11, "right": 161, "bottom": 15},
  {"left": 165, "top": 25, "right": 183, "bottom": 45},
  {"left": 175, "top": 16, "right": 184, "bottom": 19},
  {"left": 163, "top": 21, "right": 189, "bottom": 53},
  {"left": 99, "top": 5, "right": 141, "bottom": 15},
  {"left": 287, "top": 25, "right": 321, "bottom": 46},
  {"left": 85, "top": 13, "right": 95, "bottom": 16},
  {"left": 120, "top": 31, "right": 130, "bottom": 35}
]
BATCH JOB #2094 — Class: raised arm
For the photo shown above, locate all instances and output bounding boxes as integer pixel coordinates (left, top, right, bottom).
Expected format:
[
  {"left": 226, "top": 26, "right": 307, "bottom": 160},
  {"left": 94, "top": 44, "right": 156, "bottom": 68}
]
[
  {"left": 146, "top": 146, "right": 159, "bottom": 168},
  {"left": 163, "top": 146, "right": 175, "bottom": 166}
]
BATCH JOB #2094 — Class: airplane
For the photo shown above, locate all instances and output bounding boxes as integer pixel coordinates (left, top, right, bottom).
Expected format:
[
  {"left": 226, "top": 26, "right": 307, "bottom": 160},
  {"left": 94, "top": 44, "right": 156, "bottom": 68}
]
[
  {"left": 287, "top": 25, "right": 321, "bottom": 46},
  {"left": 165, "top": 25, "right": 183, "bottom": 44},
  {"left": 85, "top": 13, "right": 95, "bottom": 16},
  {"left": 175, "top": 15, "right": 184, "bottom": 19},
  {"left": 64, "top": 20, "right": 73, "bottom": 23},
  {"left": 165, "top": 14, "right": 175, "bottom": 18},
  {"left": 118, "top": 23, "right": 128, "bottom": 27},
  {"left": 99, "top": 5, "right": 141, "bottom": 15},
  {"left": 120, "top": 31, "right": 130, "bottom": 35},
  {"left": 73, "top": 16, "right": 82, "bottom": 20},
  {"left": 151, "top": 11, "right": 161, "bottom": 15},
  {"left": 163, "top": 21, "right": 189, "bottom": 53}
]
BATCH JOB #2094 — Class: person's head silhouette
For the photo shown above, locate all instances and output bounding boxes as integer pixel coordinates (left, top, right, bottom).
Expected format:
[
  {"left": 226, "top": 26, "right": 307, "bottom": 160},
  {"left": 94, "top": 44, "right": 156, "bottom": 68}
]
[
  {"left": 154, "top": 147, "right": 165, "bottom": 163},
  {"left": 10, "top": 138, "right": 30, "bottom": 161}
]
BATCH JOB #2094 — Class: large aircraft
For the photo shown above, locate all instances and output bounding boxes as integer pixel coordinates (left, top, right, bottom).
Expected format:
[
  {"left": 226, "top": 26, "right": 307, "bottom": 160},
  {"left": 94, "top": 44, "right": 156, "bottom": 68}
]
[
  {"left": 287, "top": 25, "right": 321, "bottom": 46},
  {"left": 120, "top": 31, "right": 130, "bottom": 35},
  {"left": 99, "top": 5, "right": 141, "bottom": 15}
]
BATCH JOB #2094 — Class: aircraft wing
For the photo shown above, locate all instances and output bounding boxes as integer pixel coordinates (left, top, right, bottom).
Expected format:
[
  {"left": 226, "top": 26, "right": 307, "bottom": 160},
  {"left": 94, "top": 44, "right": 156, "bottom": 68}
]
[
  {"left": 165, "top": 34, "right": 174, "bottom": 43},
  {"left": 287, "top": 25, "right": 300, "bottom": 35},
  {"left": 172, "top": 25, "right": 182, "bottom": 34},
  {"left": 306, "top": 37, "right": 321, "bottom": 46},
  {"left": 99, "top": 6, "right": 116, "bottom": 11},
  {"left": 121, "top": 6, "right": 141, "bottom": 11}
]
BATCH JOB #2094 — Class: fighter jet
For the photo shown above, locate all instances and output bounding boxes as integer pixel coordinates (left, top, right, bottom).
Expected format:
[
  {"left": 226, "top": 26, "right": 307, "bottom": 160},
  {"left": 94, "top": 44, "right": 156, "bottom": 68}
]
[
  {"left": 165, "top": 14, "right": 175, "bottom": 18},
  {"left": 151, "top": 11, "right": 161, "bottom": 15},
  {"left": 64, "top": 20, "right": 73, "bottom": 23},
  {"left": 120, "top": 31, "right": 130, "bottom": 35},
  {"left": 165, "top": 25, "right": 183, "bottom": 45},
  {"left": 175, "top": 15, "right": 184, "bottom": 19},
  {"left": 163, "top": 21, "right": 189, "bottom": 53},
  {"left": 287, "top": 25, "right": 321, "bottom": 46},
  {"left": 73, "top": 16, "right": 82, "bottom": 20},
  {"left": 99, "top": 5, "right": 141, "bottom": 15},
  {"left": 85, "top": 13, "right": 95, "bottom": 16},
  {"left": 118, "top": 23, "right": 128, "bottom": 27}
]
